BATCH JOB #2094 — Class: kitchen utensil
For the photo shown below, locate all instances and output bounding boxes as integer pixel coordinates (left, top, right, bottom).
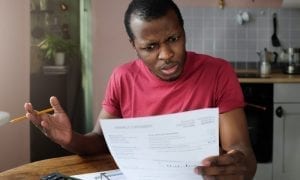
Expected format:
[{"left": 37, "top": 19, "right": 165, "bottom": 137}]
[
  {"left": 257, "top": 51, "right": 271, "bottom": 77},
  {"left": 283, "top": 64, "right": 300, "bottom": 74},
  {"left": 289, "top": 48, "right": 300, "bottom": 64},
  {"left": 242, "top": 11, "right": 250, "bottom": 22},
  {"left": 279, "top": 48, "right": 300, "bottom": 62},
  {"left": 271, "top": 13, "right": 281, "bottom": 47},
  {"left": 257, "top": 48, "right": 278, "bottom": 63},
  {"left": 282, "top": 48, "right": 300, "bottom": 74},
  {"left": 279, "top": 48, "right": 288, "bottom": 62},
  {"left": 257, "top": 52, "right": 267, "bottom": 77},
  {"left": 236, "top": 13, "right": 244, "bottom": 25},
  {"left": 257, "top": 48, "right": 278, "bottom": 77},
  {"left": 236, "top": 11, "right": 250, "bottom": 25}
]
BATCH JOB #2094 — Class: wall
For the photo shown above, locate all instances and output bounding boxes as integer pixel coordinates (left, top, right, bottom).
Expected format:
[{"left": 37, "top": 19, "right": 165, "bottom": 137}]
[
  {"left": 91, "top": 0, "right": 135, "bottom": 121},
  {"left": 0, "top": 0, "right": 30, "bottom": 171},
  {"left": 182, "top": 7, "right": 300, "bottom": 70}
]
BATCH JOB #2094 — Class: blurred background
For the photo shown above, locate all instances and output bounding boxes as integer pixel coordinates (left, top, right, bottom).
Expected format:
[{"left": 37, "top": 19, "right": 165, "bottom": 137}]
[{"left": 1, "top": 1, "right": 300, "bottom": 180}]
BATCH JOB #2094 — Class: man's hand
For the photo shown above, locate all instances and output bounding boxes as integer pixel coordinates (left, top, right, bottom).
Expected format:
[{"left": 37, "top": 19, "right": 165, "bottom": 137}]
[
  {"left": 24, "top": 96, "right": 73, "bottom": 146},
  {"left": 194, "top": 149, "right": 247, "bottom": 180}
]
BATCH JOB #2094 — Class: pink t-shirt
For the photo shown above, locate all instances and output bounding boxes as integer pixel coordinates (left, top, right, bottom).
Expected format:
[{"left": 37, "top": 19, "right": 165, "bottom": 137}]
[{"left": 102, "top": 52, "right": 244, "bottom": 118}]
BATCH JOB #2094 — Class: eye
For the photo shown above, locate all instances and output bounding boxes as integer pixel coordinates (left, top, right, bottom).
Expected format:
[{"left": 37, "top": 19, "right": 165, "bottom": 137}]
[
  {"left": 143, "top": 44, "right": 158, "bottom": 51},
  {"left": 168, "top": 36, "right": 179, "bottom": 43}
]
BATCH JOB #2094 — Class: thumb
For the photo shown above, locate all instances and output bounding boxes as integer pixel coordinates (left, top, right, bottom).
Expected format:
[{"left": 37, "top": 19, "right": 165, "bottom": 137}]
[{"left": 49, "top": 96, "right": 65, "bottom": 113}]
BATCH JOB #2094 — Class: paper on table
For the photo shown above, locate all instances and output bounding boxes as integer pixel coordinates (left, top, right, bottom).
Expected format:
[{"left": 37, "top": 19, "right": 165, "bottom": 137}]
[
  {"left": 100, "top": 108, "right": 219, "bottom": 180},
  {"left": 71, "top": 169, "right": 126, "bottom": 180}
]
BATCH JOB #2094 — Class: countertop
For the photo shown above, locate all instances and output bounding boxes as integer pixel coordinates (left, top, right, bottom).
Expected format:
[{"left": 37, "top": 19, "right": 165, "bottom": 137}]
[
  {"left": 236, "top": 69, "right": 300, "bottom": 83},
  {"left": 0, "top": 154, "right": 117, "bottom": 179}
]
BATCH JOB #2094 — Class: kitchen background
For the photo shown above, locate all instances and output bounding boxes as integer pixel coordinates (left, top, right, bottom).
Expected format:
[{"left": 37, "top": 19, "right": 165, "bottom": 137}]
[
  {"left": 181, "top": 7, "right": 300, "bottom": 70},
  {"left": 1, "top": 0, "right": 300, "bottom": 177}
]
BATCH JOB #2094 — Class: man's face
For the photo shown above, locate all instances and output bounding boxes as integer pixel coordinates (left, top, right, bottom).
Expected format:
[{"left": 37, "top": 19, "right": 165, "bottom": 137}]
[{"left": 130, "top": 10, "right": 186, "bottom": 81}]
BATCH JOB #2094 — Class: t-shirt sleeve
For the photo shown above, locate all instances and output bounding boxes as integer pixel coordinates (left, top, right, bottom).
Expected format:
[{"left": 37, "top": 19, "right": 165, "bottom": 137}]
[
  {"left": 102, "top": 69, "right": 122, "bottom": 117},
  {"left": 215, "top": 62, "right": 245, "bottom": 113}
]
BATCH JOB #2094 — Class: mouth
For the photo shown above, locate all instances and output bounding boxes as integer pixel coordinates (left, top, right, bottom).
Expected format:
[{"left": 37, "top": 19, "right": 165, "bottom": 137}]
[{"left": 161, "top": 64, "right": 178, "bottom": 76}]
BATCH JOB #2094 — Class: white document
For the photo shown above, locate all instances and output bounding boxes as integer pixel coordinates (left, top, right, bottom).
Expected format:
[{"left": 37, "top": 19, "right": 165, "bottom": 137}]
[{"left": 100, "top": 108, "right": 219, "bottom": 180}]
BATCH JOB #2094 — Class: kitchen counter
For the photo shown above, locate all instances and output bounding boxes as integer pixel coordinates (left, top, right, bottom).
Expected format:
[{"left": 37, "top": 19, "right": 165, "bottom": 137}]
[{"left": 236, "top": 70, "right": 300, "bottom": 83}]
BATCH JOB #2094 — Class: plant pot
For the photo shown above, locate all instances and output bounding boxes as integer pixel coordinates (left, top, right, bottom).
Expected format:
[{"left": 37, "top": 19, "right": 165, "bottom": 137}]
[{"left": 54, "top": 52, "right": 65, "bottom": 66}]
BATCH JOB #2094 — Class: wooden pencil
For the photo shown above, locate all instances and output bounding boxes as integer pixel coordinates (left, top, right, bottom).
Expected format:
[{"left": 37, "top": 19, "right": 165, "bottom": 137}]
[{"left": 10, "top": 108, "right": 54, "bottom": 123}]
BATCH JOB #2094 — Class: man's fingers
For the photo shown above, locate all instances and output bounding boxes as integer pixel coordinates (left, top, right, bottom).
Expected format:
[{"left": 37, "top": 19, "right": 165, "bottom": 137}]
[
  {"left": 195, "top": 164, "right": 247, "bottom": 176},
  {"left": 24, "top": 102, "right": 42, "bottom": 123},
  {"left": 202, "top": 150, "right": 245, "bottom": 166},
  {"left": 24, "top": 100, "right": 55, "bottom": 136},
  {"left": 195, "top": 150, "right": 247, "bottom": 177},
  {"left": 24, "top": 103, "right": 35, "bottom": 114},
  {"left": 50, "top": 96, "right": 64, "bottom": 113}
]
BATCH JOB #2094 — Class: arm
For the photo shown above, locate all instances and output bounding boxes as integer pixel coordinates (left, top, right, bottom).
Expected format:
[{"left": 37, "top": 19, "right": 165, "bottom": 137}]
[
  {"left": 25, "top": 96, "right": 119, "bottom": 155},
  {"left": 194, "top": 108, "right": 257, "bottom": 180},
  {"left": 62, "top": 109, "right": 119, "bottom": 155}
]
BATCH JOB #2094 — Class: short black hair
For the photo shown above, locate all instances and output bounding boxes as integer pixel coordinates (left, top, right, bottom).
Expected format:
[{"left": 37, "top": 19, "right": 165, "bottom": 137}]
[{"left": 124, "top": 0, "right": 184, "bottom": 41}]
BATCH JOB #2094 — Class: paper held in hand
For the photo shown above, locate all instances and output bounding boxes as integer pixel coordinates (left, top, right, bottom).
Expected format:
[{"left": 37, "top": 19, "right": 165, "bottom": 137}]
[{"left": 100, "top": 108, "right": 219, "bottom": 180}]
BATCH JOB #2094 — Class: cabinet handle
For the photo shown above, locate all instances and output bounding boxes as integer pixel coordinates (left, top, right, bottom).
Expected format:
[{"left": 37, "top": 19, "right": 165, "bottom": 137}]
[
  {"left": 275, "top": 106, "right": 284, "bottom": 118},
  {"left": 246, "top": 103, "right": 267, "bottom": 111}
]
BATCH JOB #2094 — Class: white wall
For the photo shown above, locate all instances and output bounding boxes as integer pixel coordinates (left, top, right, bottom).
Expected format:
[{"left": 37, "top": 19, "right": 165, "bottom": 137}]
[{"left": 0, "top": 0, "right": 30, "bottom": 171}]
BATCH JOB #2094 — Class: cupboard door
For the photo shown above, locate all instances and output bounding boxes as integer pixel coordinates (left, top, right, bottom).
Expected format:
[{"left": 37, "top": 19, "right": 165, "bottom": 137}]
[
  {"left": 273, "top": 103, "right": 300, "bottom": 180},
  {"left": 274, "top": 83, "right": 300, "bottom": 103}
]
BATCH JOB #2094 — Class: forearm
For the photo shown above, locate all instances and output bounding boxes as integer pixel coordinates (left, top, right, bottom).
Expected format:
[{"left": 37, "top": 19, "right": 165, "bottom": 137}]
[
  {"left": 61, "top": 131, "right": 109, "bottom": 155},
  {"left": 244, "top": 148, "right": 257, "bottom": 180},
  {"left": 219, "top": 109, "right": 257, "bottom": 179},
  {"left": 229, "top": 145, "right": 257, "bottom": 180}
]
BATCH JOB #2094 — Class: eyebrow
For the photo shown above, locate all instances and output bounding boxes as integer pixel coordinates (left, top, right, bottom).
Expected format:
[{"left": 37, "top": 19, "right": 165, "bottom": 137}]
[{"left": 142, "top": 32, "right": 181, "bottom": 45}]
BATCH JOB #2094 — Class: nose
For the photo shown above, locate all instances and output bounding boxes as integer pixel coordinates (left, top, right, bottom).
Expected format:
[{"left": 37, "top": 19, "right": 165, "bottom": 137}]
[{"left": 158, "top": 44, "right": 174, "bottom": 61}]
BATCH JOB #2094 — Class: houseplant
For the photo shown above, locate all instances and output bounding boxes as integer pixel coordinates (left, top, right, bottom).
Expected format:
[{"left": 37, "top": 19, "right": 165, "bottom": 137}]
[{"left": 38, "top": 35, "right": 76, "bottom": 66}]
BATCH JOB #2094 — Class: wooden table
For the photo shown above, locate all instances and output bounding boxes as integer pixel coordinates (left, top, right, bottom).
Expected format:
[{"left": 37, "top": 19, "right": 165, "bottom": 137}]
[{"left": 0, "top": 154, "right": 118, "bottom": 179}]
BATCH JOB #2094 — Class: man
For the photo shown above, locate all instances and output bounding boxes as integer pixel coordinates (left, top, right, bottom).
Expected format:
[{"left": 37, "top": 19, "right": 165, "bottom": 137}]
[{"left": 25, "top": 0, "right": 256, "bottom": 179}]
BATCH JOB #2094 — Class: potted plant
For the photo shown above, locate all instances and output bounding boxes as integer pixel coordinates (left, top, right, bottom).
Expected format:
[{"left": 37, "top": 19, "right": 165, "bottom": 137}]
[{"left": 38, "top": 35, "right": 76, "bottom": 66}]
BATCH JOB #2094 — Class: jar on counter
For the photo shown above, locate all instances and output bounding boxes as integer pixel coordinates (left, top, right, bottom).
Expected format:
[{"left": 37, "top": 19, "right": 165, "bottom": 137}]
[{"left": 260, "top": 60, "right": 271, "bottom": 77}]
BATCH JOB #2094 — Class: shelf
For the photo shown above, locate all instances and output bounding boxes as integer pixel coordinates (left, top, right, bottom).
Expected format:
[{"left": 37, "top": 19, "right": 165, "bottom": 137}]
[
  {"left": 43, "top": 65, "right": 68, "bottom": 75},
  {"left": 30, "top": 10, "right": 54, "bottom": 14}
]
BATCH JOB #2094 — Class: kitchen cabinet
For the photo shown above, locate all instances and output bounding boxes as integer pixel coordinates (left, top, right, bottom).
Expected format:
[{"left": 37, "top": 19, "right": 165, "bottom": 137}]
[
  {"left": 273, "top": 83, "right": 300, "bottom": 180},
  {"left": 30, "top": 73, "right": 72, "bottom": 162},
  {"left": 241, "top": 83, "right": 273, "bottom": 180}
]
